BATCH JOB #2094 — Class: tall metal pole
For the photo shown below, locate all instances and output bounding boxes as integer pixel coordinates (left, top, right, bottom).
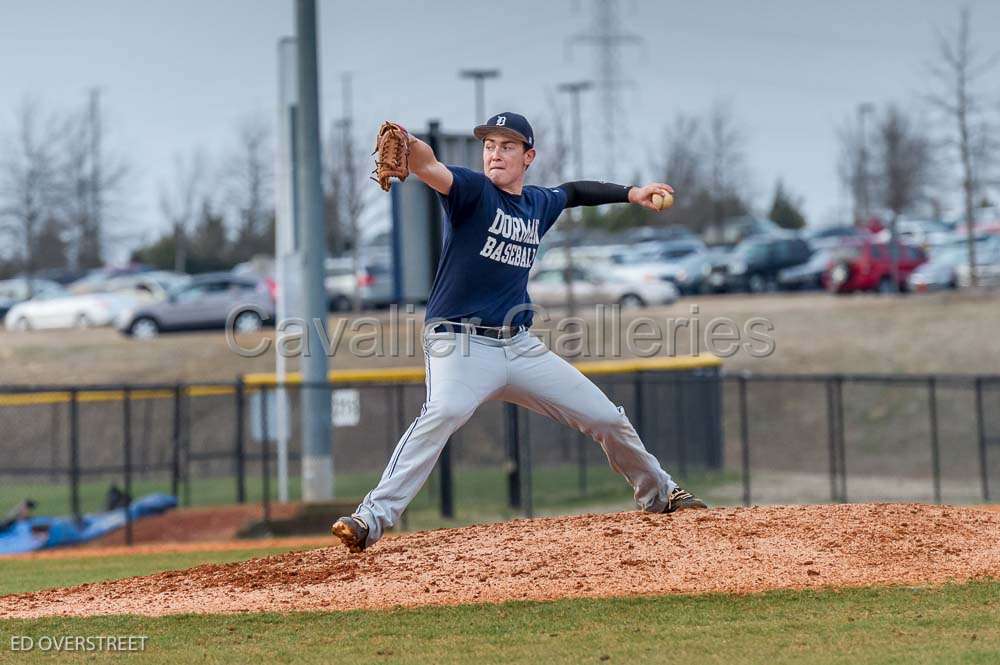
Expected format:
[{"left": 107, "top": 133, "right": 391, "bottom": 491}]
[
  {"left": 275, "top": 36, "right": 299, "bottom": 503},
  {"left": 558, "top": 81, "right": 592, "bottom": 319},
  {"left": 295, "top": 0, "right": 333, "bottom": 501},
  {"left": 459, "top": 69, "right": 500, "bottom": 123}
]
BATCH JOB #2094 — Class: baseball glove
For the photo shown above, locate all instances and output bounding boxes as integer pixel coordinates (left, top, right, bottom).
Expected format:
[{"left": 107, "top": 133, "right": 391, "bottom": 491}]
[{"left": 372, "top": 121, "right": 410, "bottom": 191}]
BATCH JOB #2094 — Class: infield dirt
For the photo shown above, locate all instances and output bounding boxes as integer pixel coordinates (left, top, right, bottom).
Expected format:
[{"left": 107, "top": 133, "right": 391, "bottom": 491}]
[{"left": 3, "top": 503, "right": 999, "bottom": 619}]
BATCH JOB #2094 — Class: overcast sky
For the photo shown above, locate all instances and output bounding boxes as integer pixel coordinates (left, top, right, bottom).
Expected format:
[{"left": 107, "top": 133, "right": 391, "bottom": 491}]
[{"left": 2, "top": 0, "right": 998, "bottom": 260}]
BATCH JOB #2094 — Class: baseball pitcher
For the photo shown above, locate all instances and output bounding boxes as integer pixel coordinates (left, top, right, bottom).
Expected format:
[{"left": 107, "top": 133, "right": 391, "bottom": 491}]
[{"left": 332, "top": 112, "right": 707, "bottom": 552}]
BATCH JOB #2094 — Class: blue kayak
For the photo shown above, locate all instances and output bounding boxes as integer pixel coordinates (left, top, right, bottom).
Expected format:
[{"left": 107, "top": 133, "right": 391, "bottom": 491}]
[{"left": 0, "top": 493, "right": 177, "bottom": 556}]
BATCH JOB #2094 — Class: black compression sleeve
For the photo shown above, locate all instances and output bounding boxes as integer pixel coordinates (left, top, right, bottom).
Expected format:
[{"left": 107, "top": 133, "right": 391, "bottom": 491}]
[{"left": 558, "top": 180, "right": 633, "bottom": 208}]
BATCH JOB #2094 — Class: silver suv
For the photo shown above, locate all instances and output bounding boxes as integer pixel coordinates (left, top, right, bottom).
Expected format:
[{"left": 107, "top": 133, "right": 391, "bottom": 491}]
[{"left": 116, "top": 273, "right": 275, "bottom": 338}]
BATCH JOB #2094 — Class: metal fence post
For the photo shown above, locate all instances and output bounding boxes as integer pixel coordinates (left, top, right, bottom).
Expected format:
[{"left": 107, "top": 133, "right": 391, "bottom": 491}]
[
  {"left": 69, "top": 388, "right": 80, "bottom": 521},
  {"left": 633, "top": 371, "right": 645, "bottom": 441},
  {"left": 928, "top": 377, "right": 941, "bottom": 504},
  {"left": 975, "top": 377, "right": 990, "bottom": 502},
  {"left": 123, "top": 387, "right": 133, "bottom": 546},
  {"left": 835, "top": 377, "right": 847, "bottom": 502},
  {"left": 522, "top": 409, "right": 533, "bottom": 518},
  {"left": 260, "top": 386, "right": 271, "bottom": 523},
  {"left": 826, "top": 379, "right": 838, "bottom": 503},
  {"left": 49, "top": 403, "right": 60, "bottom": 482},
  {"left": 234, "top": 379, "right": 246, "bottom": 504},
  {"left": 673, "top": 373, "right": 687, "bottom": 479},
  {"left": 738, "top": 375, "right": 750, "bottom": 507},
  {"left": 183, "top": 387, "right": 192, "bottom": 507},
  {"left": 171, "top": 384, "right": 182, "bottom": 499},
  {"left": 505, "top": 403, "right": 521, "bottom": 509}
]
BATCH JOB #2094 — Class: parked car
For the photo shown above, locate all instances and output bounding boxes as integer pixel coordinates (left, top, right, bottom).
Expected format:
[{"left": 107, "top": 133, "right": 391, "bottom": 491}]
[
  {"left": 5, "top": 287, "right": 132, "bottom": 331},
  {"left": 631, "top": 239, "right": 707, "bottom": 262},
  {"left": 874, "top": 219, "right": 954, "bottom": 249},
  {"left": 804, "top": 226, "right": 872, "bottom": 251},
  {"left": 956, "top": 236, "right": 1000, "bottom": 288},
  {"left": 703, "top": 215, "right": 782, "bottom": 246},
  {"left": 529, "top": 266, "right": 678, "bottom": 309},
  {"left": 620, "top": 224, "right": 697, "bottom": 244},
  {"left": 778, "top": 246, "right": 855, "bottom": 291},
  {"left": 0, "top": 276, "right": 64, "bottom": 321},
  {"left": 825, "top": 241, "right": 927, "bottom": 294},
  {"left": 908, "top": 237, "right": 996, "bottom": 292},
  {"left": 116, "top": 273, "right": 275, "bottom": 338},
  {"left": 704, "top": 247, "right": 736, "bottom": 293},
  {"left": 613, "top": 244, "right": 713, "bottom": 296},
  {"left": 0, "top": 277, "right": 63, "bottom": 321},
  {"left": 324, "top": 257, "right": 357, "bottom": 311},
  {"left": 67, "top": 265, "right": 153, "bottom": 295},
  {"left": 357, "top": 262, "right": 395, "bottom": 308},
  {"left": 716, "top": 235, "right": 813, "bottom": 293},
  {"left": 100, "top": 271, "right": 190, "bottom": 302},
  {"left": 535, "top": 243, "right": 640, "bottom": 271}
]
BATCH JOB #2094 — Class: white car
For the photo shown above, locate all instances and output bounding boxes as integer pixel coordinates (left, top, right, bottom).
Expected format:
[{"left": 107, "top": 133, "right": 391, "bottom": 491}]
[
  {"left": 534, "top": 244, "right": 640, "bottom": 272},
  {"left": 4, "top": 288, "right": 133, "bottom": 331},
  {"left": 956, "top": 236, "right": 1000, "bottom": 288},
  {"left": 874, "top": 219, "right": 954, "bottom": 249},
  {"left": 529, "top": 266, "right": 678, "bottom": 309}
]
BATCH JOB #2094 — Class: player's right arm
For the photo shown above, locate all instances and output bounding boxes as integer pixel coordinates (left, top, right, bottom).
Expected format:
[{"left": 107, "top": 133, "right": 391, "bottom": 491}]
[{"left": 407, "top": 134, "right": 453, "bottom": 195}]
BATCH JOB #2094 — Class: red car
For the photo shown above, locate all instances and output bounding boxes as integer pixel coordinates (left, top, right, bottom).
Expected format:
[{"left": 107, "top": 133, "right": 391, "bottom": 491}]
[{"left": 824, "top": 241, "right": 927, "bottom": 294}]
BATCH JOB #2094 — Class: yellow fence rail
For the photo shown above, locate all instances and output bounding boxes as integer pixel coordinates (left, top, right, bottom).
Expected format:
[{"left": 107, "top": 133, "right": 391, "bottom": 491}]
[{"left": 0, "top": 354, "right": 721, "bottom": 406}]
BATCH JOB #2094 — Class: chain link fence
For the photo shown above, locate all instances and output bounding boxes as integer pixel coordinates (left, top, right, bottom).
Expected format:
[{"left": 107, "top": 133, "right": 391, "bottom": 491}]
[{"left": 2, "top": 367, "right": 997, "bottom": 545}]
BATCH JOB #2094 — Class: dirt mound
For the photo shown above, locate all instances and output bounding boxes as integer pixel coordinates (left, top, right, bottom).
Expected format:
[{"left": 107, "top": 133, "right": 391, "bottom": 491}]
[{"left": 3, "top": 503, "right": 999, "bottom": 619}]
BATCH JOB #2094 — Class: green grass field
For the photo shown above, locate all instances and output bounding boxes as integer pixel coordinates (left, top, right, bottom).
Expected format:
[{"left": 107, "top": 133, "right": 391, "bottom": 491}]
[{"left": 2, "top": 576, "right": 997, "bottom": 664}]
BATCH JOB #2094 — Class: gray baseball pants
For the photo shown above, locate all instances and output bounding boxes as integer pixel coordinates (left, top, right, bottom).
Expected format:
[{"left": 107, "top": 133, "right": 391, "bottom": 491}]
[{"left": 353, "top": 329, "right": 677, "bottom": 547}]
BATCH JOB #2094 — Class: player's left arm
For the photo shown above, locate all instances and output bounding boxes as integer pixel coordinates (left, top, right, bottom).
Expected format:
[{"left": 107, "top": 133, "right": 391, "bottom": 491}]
[{"left": 557, "top": 181, "right": 673, "bottom": 211}]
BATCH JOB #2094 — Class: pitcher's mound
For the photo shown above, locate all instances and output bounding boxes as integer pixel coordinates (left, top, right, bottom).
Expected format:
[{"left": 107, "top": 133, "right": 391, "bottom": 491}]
[{"left": 4, "top": 503, "right": 999, "bottom": 618}]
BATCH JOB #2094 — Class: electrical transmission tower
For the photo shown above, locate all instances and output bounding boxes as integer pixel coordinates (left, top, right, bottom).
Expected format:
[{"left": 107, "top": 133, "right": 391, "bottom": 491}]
[{"left": 569, "top": 0, "right": 641, "bottom": 181}]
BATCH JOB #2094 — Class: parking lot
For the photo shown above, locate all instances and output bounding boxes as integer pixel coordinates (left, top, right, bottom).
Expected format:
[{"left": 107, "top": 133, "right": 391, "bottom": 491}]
[{"left": 2, "top": 289, "right": 998, "bottom": 385}]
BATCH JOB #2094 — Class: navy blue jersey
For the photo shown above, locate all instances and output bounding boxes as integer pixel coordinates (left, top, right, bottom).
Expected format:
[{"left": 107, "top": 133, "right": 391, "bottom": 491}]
[{"left": 424, "top": 166, "right": 568, "bottom": 327}]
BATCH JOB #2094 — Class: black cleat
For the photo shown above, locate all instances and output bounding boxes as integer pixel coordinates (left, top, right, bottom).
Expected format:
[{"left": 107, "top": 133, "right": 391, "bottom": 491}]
[
  {"left": 664, "top": 486, "right": 708, "bottom": 513},
  {"left": 332, "top": 515, "right": 369, "bottom": 553}
]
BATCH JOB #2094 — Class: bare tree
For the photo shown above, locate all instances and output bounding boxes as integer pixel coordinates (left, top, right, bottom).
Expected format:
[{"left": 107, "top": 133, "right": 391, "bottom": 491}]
[
  {"left": 836, "top": 106, "right": 879, "bottom": 227},
  {"left": 652, "top": 112, "right": 707, "bottom": 230},
  {"left": 658, "top": 114, "right": 703, "bottom": 198},
  {"left": 926, "top": 7, "right": 998, "bottom": 287},
  {"left": 0, "top": 99, "right": 63, "bottom": 294},
  {"left": 527, "top": 93, "right": 571, "bottom": 187},
  {"left": 875, "top": 104, "right": 935, "bottom": 291},
  {"left": 703, "top": 101, "right": 750, "bottom": 237},
  {"left": 159, "top": 150, "right": 207, "bottom": 273},
  {"left": 223, "top": 116, "right": 273, "bottom": 260},
  {"left": 60, "top": 92, "right": 128, "bottom": 271}
]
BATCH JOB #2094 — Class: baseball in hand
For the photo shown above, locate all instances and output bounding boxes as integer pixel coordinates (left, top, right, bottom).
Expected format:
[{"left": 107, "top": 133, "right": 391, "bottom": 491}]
[{"left": 652, "top": 192, "right": 674, "bottom": 211}]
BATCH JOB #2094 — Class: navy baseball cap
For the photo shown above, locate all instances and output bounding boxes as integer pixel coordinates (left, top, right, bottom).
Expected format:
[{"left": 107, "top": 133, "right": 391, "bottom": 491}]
[{"left": 473, "top": 112, "right": 534, "bottom": 149}]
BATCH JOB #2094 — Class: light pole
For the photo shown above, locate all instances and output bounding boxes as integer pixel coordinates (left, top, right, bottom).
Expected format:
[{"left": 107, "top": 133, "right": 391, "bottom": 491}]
[
  {"left": 459, "top": 69, "right": 500, "bottom": 123},
  {"left": 295, "top": 0, "right": 333, "bottom": 501},
  {"left": 557, "top": 81, "right": 593, "bottom": 318}
]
